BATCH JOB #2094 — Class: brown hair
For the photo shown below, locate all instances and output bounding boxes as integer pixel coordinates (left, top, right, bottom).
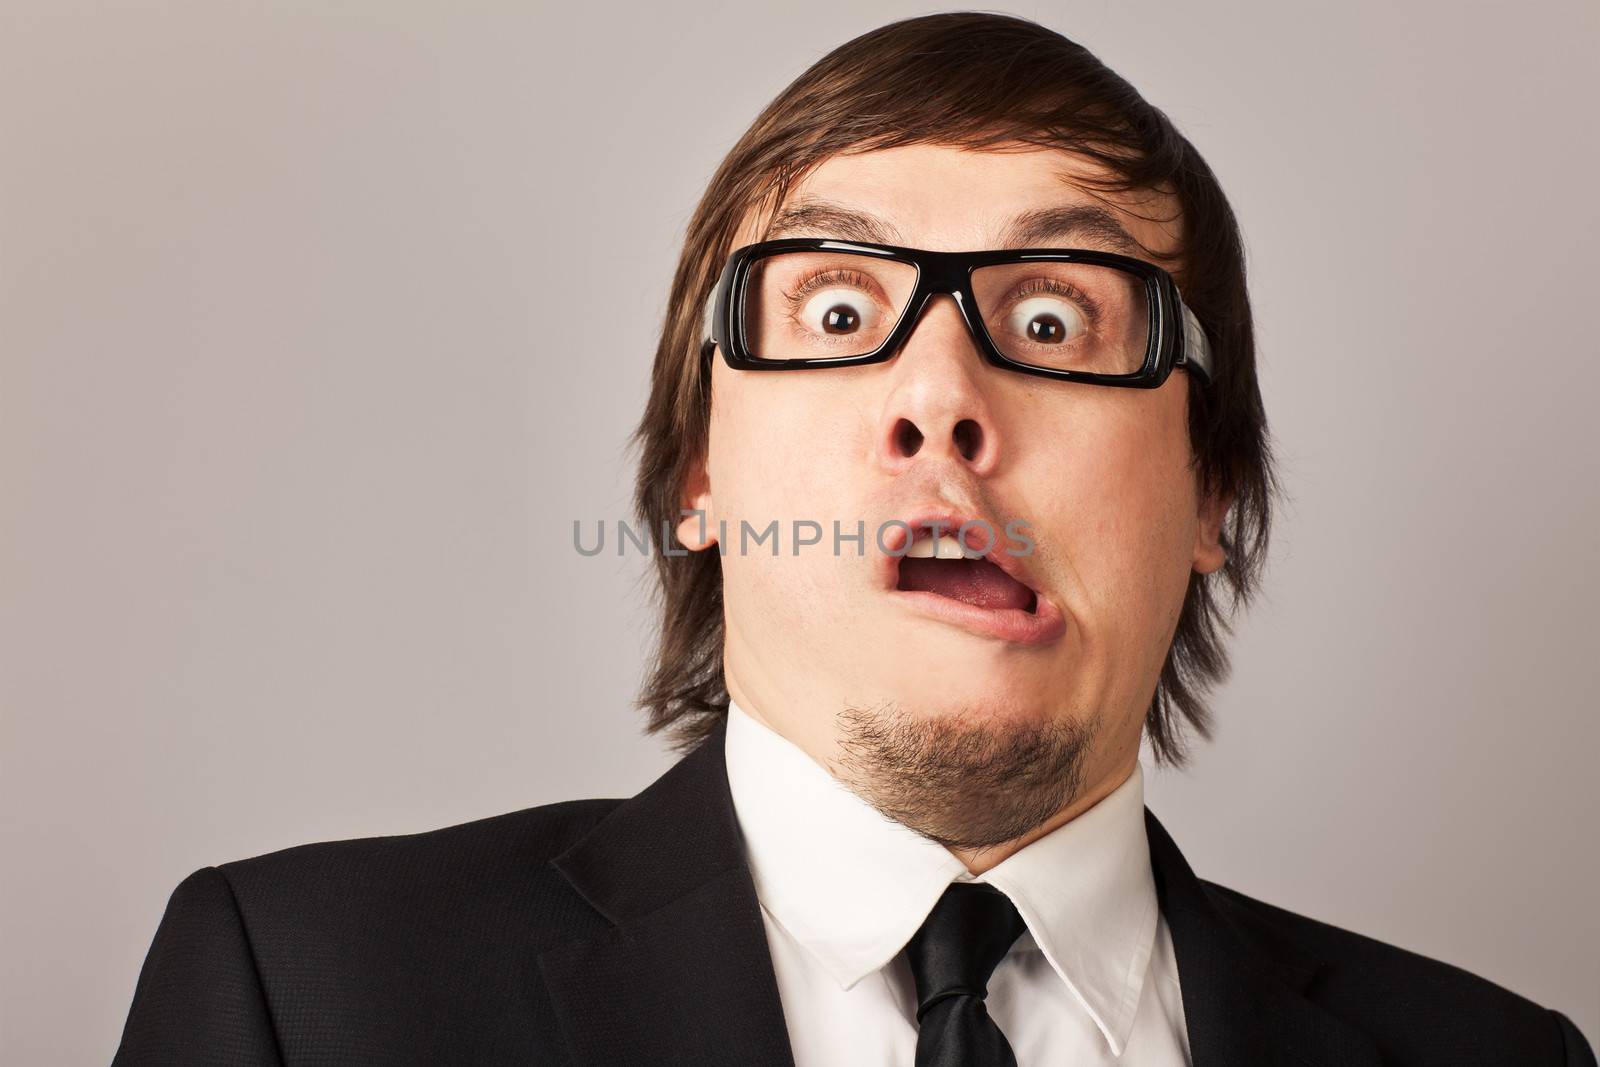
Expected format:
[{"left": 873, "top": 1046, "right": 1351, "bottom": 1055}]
[{"left": 628, "top": 11, "right": 1281, "bottom": 766}]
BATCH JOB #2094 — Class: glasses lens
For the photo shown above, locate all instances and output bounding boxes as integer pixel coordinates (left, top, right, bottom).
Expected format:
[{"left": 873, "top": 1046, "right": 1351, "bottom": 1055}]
[
  {"left": 743, "top": 251, "right": 918, "bottom": 360},
  {"left": 970, "top": 260, "right": 1150, "bottom": 375}
]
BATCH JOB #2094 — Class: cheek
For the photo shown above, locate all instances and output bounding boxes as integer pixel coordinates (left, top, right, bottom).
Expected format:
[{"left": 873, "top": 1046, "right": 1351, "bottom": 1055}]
[
  {"left": 709, "top": 368, "right": 868, "bottom": 524},
  {"left": 1034, "top": 390, "right": 1197, "bottom": 617},
  {"left": 707, "top": 369, "right": 872, "bottom": 600}
]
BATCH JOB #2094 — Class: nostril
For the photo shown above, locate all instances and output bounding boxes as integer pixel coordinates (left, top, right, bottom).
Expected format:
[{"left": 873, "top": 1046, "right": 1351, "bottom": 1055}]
[
  {"left": 952, "top": 418, "right": 982, "bottom": 462},
  {"left": 893, "top": 418, "right": 924, "bottom": 457}
]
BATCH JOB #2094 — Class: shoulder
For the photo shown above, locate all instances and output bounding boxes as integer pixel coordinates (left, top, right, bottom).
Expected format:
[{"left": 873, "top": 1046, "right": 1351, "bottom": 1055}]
[
  {"left": 119, "top": 798, "right": 630, "bottom": 1062},
  {"left": 220, "top": 795, "right": 623, "bottom": 881},
  {"left": 203, "top": 796, "right": 626, "bottom": 944},
  {"left": 1197, "top": 878, "right": 1595, "bottom": 1065}
]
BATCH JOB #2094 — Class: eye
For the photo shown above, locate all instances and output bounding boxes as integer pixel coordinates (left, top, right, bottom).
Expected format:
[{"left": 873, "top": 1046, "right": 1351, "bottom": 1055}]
[
  {"left": 798, "top": 287, "right": 878, "bottom": 337},
  {"left": 784, "top": 268, "right": 886, "bottom": 341},
  {"left": 1006, "top": 294, "right": 1090, "bottom": 346}
]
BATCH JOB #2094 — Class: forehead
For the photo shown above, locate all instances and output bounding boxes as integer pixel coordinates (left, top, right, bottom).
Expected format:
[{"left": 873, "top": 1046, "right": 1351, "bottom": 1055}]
[{"left": 749, "top": 142, "right": 1182, "bottom": 261}]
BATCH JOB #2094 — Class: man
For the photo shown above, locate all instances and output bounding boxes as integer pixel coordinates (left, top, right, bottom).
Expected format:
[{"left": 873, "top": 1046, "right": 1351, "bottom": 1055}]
[{"left": 112, "top": 12, "right": 1594, "bottom": 1066}]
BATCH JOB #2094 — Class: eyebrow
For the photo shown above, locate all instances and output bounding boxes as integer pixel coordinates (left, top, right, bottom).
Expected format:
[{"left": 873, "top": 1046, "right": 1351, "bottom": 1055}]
[{"left": 763, "top": 197, "right": 1150, "bottom": 257}]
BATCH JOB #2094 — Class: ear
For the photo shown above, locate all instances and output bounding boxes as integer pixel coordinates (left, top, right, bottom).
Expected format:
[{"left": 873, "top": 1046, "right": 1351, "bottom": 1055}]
[
  {"left": 674, "top": 452, "right": 718, "bottom": 551},
  {"left": 1192, "top": 486, "right": 1233, "bottom": 576}
]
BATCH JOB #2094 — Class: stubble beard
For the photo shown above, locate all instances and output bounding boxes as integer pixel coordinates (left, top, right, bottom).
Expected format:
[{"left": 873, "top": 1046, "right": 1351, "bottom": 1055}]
[{"left": 827, "top": 699, "right": 1105, "bottom": 851}]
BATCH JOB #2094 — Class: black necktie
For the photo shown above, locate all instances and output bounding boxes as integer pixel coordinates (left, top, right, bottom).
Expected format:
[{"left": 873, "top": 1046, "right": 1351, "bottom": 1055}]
[{"left": 904, "top": 881, "right": 1029, "bottom": 1067}]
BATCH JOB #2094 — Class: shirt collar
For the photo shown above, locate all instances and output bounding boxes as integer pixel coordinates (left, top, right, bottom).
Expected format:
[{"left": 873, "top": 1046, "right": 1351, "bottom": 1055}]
[{"left": 723, "top": 698, "right": 1160, "bottom": 1058}]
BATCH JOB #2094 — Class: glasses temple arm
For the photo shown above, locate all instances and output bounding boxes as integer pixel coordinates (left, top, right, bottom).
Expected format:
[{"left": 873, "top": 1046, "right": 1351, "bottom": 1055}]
[{"left": 1179, "top": 300, "right": 1214, "bottom": 382}]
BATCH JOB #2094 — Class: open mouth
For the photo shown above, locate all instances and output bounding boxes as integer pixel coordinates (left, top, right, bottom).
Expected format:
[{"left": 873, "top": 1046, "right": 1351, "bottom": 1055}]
[
  {"left": 881, "top": 514, "right": 1065, "bottom": 646},
  {"left": 895, "top": 534, "right": 1040, "bottom": 614}
]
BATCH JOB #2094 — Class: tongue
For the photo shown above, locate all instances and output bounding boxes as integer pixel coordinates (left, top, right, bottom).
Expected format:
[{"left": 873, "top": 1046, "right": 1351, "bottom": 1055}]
[{"left": 898, "top": 556, "right": 1037, "bottom": 612}]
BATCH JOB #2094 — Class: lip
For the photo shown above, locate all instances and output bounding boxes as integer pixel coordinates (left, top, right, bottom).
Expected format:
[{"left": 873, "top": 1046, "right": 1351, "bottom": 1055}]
[{"left": 879, "top": 510, "right": 1068, "bottom": 647}]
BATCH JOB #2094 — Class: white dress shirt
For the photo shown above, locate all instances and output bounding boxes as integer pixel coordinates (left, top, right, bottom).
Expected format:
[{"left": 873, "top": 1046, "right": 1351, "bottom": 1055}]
[{"left": 723, "top": 698, "right": 1192, "bottom": 1066}]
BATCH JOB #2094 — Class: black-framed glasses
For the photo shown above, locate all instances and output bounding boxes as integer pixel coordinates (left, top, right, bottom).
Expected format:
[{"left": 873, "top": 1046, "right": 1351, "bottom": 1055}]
[{"left": 699, "top": 238, "right": 1213, "bottom": 389}]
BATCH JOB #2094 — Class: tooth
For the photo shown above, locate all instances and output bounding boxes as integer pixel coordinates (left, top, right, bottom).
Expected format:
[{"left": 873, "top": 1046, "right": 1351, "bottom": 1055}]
[{"left": 905, "top": 533, "right": 975, "bottom": 559}]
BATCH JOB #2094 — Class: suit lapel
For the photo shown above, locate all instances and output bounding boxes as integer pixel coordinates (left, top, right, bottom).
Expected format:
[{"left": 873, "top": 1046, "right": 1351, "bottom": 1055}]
[
  {"left": 539, "top": 717, "right": 797, "bottom": 1067},
  {"left": 1146, "top": 809, "right": 1383, "bottom": 1067},
  {"left": 541, "top": 713, "right": 1381, "bottom": 1067}
]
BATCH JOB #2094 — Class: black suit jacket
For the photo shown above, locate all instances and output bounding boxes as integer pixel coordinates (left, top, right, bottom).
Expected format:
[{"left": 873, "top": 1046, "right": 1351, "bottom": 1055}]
[{"left": 112, "top": 716, "right": 1596, "bottom": 1066}]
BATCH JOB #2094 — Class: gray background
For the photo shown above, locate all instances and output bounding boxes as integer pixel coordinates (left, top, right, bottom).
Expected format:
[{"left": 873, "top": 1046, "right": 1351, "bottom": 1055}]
[{"left": 2, "top": 1, "right": 1596, "bottom": 1061}]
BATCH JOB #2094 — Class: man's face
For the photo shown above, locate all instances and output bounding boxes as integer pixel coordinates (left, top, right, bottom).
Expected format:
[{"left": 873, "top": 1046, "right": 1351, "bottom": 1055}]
[{"left": 680, "top": 143, "right": 1228, "bottom": 843}]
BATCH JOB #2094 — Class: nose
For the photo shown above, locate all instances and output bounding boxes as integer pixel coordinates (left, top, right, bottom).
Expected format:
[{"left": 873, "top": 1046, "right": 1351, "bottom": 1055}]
[{"left": 874, "top": 292, "right": 1002, "bottom": 477}]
